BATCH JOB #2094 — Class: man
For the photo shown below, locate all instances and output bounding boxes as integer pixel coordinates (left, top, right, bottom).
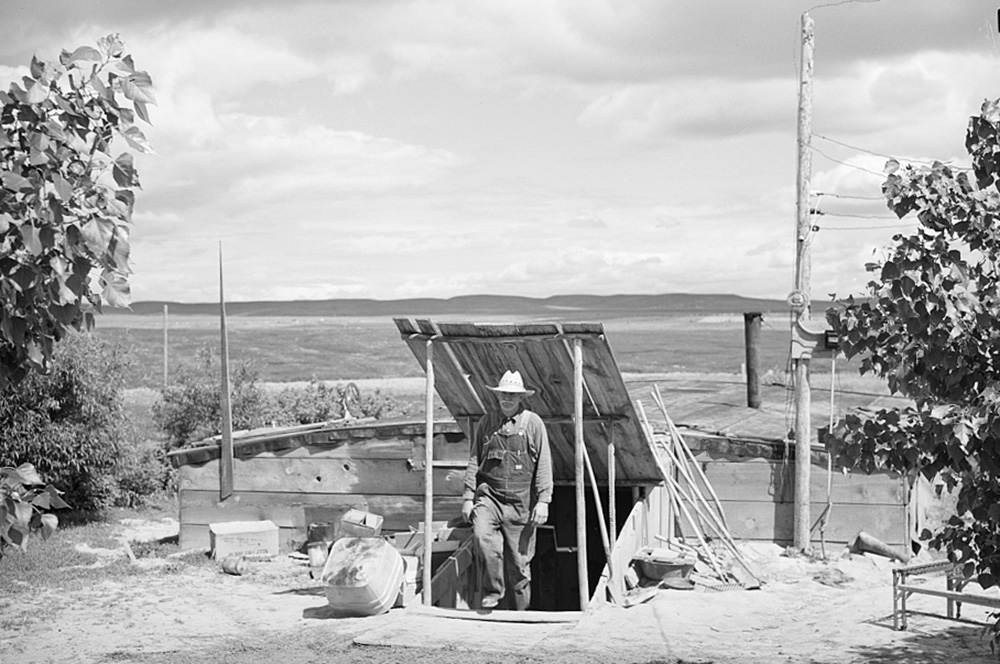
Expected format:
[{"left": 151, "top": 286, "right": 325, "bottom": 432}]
[{"left": 462, "top": 369, "right": 553, "bottom": 610}]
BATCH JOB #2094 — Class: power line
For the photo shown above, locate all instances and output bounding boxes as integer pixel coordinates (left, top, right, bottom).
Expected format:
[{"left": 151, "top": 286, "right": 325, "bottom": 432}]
[
  {"left": 807, "top": 0, "right": 880, "bottom": 10},
  {"left": 809, "top": 145, "right": 886, "bottom": 177},
  {"left": 818, "top": 224, "right": 913, "bottom": 231},
  {"left": 813, "top": 210, "right": 900, "bottom": 221},
  {"left": 814, "top": 133, "right": 973, "bottom": 171},
  {"left": 814, "top": 191, "right": 882, "bottom": 201}
]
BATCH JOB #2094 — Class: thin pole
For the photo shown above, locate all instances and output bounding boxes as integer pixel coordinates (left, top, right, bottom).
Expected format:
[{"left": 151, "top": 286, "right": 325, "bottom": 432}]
[
  {"left": 582, "top": 445, "right": 611, "bottom": 579},
  {"left": 162, "top": 304, "right": 169, "bottom": 388},
  {"left": 218, "top": 244, "right": 234, "bottom": 501},
  {"left": 793, "top": 11, "right": 815, "bottom": 552},
  {"left": 422, "top": 340, "right": 435, "bottom": 606},
  {"left": 573, "top": 339, "right": 589, "bottom": 609},
  {"left": 743, "top": 312, "right": 762, "bottom": 408},
  {"left": 608, "top": 434, "right": 618, "bottom": 600},
  {"left": 608, "top": 432, "right": 616, "bottom": 548}
]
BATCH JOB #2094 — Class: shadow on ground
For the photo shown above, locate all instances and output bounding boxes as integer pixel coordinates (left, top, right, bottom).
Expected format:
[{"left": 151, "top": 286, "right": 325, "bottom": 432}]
[
  {"left": 849, "top": 622, "right": 993, "bottom": 663},
  {"left": 273, "top": 585, "right": 325, "bottom": 597}
]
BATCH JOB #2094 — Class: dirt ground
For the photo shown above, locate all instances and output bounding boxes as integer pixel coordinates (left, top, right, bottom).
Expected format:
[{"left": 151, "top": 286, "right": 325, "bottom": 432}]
[{"left": 3, "top": 515, "right": 999, "bottom": 664}]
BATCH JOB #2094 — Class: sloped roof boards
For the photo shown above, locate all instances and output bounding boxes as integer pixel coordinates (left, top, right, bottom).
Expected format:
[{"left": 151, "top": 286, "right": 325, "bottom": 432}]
[{"left": 394, "top": 319, "right": 660, "bottom": 485}]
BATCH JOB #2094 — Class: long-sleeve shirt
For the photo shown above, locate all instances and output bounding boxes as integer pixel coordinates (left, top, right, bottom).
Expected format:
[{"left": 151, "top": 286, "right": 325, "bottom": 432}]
[{"left": 462, "top": 408, "right": 553, "bottom": 505}]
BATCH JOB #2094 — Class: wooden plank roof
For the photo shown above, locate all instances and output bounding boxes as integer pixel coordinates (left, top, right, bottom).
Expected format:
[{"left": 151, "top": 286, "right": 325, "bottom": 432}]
[
  {"left": 166, "top": 419, "right": 465, "bottom": 467},
  {"left": 394, "top": 318, "right": 661, "bottom": 484}
]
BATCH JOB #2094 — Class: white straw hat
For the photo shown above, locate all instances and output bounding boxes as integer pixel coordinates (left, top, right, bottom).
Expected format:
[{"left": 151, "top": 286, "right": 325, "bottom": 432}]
[{"left": 486, "top": 370, "right": 535, "bottom": 396}]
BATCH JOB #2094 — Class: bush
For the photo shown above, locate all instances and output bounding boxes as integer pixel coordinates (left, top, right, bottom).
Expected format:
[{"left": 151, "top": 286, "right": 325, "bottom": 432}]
[
  {"left": 0, "top": 331, "right": 166, "bottom": 512},
  {"left": 154, "top": 347, "right": 407, "bottom": 449},
  {"left": 267, "top": 380, "right": 405, "bottom": 426},
  {"left": 153, "top": 347, "right": 270, "bottom": 448}
]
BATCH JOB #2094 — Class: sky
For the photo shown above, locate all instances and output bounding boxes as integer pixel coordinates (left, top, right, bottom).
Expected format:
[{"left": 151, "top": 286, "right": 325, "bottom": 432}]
[{"left": 2, "top": 0, "right": 1000, "bottom": 304}]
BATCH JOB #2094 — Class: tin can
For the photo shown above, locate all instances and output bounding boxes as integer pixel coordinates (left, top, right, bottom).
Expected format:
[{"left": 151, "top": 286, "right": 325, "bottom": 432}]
[
  {"left": 307, "top": 541, "right": 329, "bottom": 568},
  {"left": 221, "top": 554, "right": 247, "bottom": 576}
]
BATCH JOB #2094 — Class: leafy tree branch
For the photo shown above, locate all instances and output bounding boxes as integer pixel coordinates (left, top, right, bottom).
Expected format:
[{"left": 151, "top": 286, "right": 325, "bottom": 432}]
[
  {"left": 825, "top": 99, "right": 1000, "bottom": 600},
  {"left": 0, "top": 34, "right": 154, "bottom": 387}
]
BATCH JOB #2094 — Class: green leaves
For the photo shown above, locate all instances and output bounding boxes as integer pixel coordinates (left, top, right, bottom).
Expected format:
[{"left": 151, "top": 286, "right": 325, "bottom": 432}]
[
  {"left": 80, "top": 217, "right": 116, "bottom": 255},
  {"left": 0, "top": 463, "right": 67, "bottom": 556},
  {"left": 112, "top": 153, "right": 137, "bottom": 187},
  {"left": 2, "top": 463, "right": 44, "bottom": 486},
  {"left": 0, "top": 35, "right": 153, "bottom": 386},
  {"left": 101, "top": 271, "right": 130, "bottom": 308},
  {"left": 1, "top": 171, "right": 32, "bottom": 191},
  {"left": 121, "top": 71, "right": 156, "bottom": 105},
  {"left": 62, "top": 46, "right": 102, "bottom": 65},
  {"left": 828, "top": 96, "right": 1000, "bottom": 603}
]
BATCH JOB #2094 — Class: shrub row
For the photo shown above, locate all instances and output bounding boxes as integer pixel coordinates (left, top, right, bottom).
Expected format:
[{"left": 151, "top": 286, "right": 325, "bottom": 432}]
[{"left": 153, "top": 346, "right": 407, "bottom": 450}]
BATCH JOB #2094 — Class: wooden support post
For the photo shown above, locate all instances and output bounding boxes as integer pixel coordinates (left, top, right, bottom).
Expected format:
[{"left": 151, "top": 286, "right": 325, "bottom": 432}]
[
  {"left": 607, "top": 437, "right": 619, "bottom": 601},
  {"left": 793, "top": 10, "right": 815, "bottom": 553},
  {"left": 582, "top": 444, "right": 616, "bottom": 603},
  {"left": 743, "top": 312, "right": 762, "bottom": 409},
  {"left": 218, "top": 245, "right": 233, "bottom": 501},
  {"left": 573, "top": 338, "right": 589, "bottom": 610},
  {"left": 162, "top": 304, "right": 169, "bottom": 388},
  {"left": 422, "top": 340, "right": 435, "bottom": 606},
  {"left": 608, "top": 431, "right": 616, "bottom": 548}
]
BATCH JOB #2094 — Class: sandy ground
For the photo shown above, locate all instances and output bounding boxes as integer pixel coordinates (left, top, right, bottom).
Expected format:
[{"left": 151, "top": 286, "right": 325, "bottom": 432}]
[{"left": 3, "top": 516, "right": 999, "bottom": 664}]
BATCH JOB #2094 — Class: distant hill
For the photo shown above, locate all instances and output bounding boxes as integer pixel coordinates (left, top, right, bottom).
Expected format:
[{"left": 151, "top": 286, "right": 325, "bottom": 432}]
[{"left": 115, "top": 293, "right": 825, "bottom": 318}]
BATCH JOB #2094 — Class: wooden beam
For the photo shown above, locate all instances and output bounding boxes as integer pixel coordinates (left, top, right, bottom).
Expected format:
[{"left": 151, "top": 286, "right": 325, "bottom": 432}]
[
  {"left": 408, "top": 605, "right": 582, "bottom": 623},
  {"left": 896, "top": 585, "right": 1000, "bottom": 608},
  {"left": 608, "top": 430, "right": 617, "bottom": 547},
  {"left": 449, "top": 413, "right": 627, "bottom": 424},
  {"left": 582, "top": 442, "right": 618, "bottom": 604},
  {"left": 423, "top": 339, "right": 435, "bottom": 606},
  {"left": 574, "top": 338, "right": 589, "bottom": 610},
  {"left": 401, "top": 332, "right": 604, "bottom": 344}
]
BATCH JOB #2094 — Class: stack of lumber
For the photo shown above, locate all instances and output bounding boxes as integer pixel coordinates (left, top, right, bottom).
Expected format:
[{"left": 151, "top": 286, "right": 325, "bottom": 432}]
[{"left": 636, "top": 386, "right": 762, "bottom": 590}]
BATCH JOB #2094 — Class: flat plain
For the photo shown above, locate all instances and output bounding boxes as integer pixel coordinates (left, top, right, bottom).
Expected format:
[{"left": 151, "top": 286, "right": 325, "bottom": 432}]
[{"left": 95, "top": 308, "right": 801, "bottom": 389}]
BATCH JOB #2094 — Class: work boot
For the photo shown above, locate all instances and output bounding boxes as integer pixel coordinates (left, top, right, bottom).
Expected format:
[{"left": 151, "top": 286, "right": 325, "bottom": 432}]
[{"left": 481, "top": 594, "right": 502, "bottom": 609}]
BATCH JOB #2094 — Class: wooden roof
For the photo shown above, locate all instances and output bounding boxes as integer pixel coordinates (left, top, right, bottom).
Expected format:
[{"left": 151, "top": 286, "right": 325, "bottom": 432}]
[
  {"left": 166, "top": 419, "right": 465, "bottom": 467},
  {"left": 394, "top": 318, "right": 661, "bottom": 484}
]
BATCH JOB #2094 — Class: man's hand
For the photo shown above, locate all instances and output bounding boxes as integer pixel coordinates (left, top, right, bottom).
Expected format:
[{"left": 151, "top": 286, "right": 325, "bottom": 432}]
[
  {"left": 462, "top": 499, "right": 474, "bottom": 524},
  {"left": 530, "top": 502, "right": 549, "bottom": 525}
]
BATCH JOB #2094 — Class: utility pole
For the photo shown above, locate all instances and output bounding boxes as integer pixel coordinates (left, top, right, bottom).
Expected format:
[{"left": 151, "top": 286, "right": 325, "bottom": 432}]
[
  {"left": 219, "top": 244, "right": 234, "bottom": 501},
  {"left": 792, "top": 11, "right": 815, "bottom": 553},
  {"left": 162, "top": 304, "right": 169, "bottom": 388}
]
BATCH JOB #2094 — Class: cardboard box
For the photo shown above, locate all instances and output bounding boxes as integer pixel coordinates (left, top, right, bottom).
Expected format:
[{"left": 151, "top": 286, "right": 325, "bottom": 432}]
[
  {"left": 338, "top": 509, "right": 383, "bottom": 538},
  {"left": 394, "top": 554, "right": 420, "bottom": 608},
  {"left": 209, "top": 520, "right": 279, "bottom": 560},
  {"left": 386, "top": 524, "right": 470, "bottom": 556}
]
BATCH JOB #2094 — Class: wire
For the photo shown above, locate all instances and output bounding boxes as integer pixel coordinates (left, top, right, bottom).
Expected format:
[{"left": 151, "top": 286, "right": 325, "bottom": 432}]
[
  {"left": 814, "top": 211, "right": 900, "bottom": 221},
  {"left": 814, "top": 133, "right": 973, "bottom": 171},
  {"left": 809, "top": 145, "right": 886, "bottom": 177},
  {"left": 814, "top": 191, "right": 883, "bottom": 201},
  {"left": 807, "top": 0, "right": 880, "bottom": 11},
  {"left": 818, "top": 224, "right": 912, "bottom": 231}
]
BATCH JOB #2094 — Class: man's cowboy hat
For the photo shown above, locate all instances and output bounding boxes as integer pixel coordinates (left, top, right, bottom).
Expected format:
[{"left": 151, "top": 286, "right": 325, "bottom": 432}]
[{"left": 486, "top": 370, "right": 535, "bottom": 396}]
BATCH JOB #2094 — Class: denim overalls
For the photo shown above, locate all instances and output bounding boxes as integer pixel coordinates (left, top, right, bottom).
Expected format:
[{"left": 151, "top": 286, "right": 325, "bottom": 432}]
[
  {"left": 471, "top": 410, "right": 540, "bottom": 610},
  {"left": 477, "top": 412, "right": 536, "bottom": 504}
]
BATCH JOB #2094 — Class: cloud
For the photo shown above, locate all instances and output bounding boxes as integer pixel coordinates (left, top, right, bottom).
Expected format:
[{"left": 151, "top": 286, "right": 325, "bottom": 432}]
[
  {"left": 578, "top": 77, "right": 795, "bottom": 142},
  {"left": 814, "top": 51, "right": 999, "bottom": 160},
  {"left": 5, "top": 1, "right": 998, "bottom": 305},
  {"left": 568, "top": 214, "right": 607, "bottom": 229}
]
